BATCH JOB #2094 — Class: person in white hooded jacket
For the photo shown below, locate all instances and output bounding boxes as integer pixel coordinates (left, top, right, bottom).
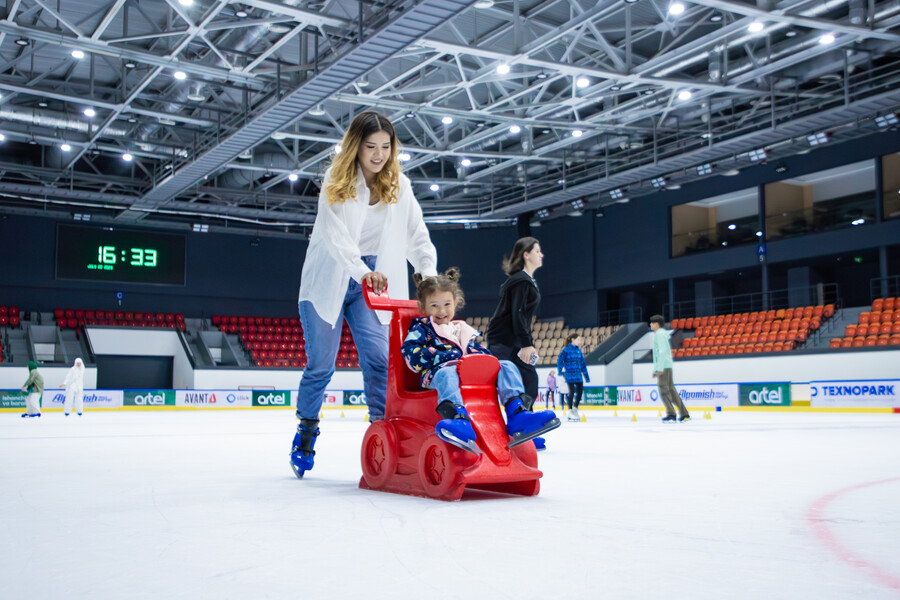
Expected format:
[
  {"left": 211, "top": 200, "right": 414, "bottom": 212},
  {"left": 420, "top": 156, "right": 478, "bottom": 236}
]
[
  {"left": 62, "top": 358, "right": 85, "bottom": 416},
  {"left": 290, "top": 110, "right": 438, "bottom": 478}
]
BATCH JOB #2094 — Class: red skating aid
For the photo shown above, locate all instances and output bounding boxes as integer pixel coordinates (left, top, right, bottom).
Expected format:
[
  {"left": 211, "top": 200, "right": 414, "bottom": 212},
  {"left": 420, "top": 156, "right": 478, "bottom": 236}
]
[{"left": 358, "top": 280, "right": 542, "bottom": 501}]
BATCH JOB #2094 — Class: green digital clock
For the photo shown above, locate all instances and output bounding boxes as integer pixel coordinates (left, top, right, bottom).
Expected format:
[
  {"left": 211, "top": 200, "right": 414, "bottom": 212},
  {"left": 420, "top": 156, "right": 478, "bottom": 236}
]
[{"left": 56, "top": 225, "right": 186, "bottom": 285}]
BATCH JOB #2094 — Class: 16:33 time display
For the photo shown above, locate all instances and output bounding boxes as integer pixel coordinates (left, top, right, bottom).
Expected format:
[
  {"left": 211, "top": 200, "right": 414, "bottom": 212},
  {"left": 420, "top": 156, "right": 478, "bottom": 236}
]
[{"left": 94, "top": 246, "right": 158, "bottom": 269}]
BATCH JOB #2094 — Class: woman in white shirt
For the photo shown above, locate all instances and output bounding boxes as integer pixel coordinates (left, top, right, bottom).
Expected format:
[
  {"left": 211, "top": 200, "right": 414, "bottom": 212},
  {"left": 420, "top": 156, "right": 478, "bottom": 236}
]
[{"left": 291, "top": 110, "right": 438, "bottom": 478}]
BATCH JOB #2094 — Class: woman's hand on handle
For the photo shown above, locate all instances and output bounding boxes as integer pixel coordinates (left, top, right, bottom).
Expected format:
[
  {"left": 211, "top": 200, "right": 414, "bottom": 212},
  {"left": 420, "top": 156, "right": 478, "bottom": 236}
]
[
  {"left": 362, "top": 271, "right": 388, "bottom": 294},
  {"left": 517, "top": 346, "right": 537, "bottom": 365}
]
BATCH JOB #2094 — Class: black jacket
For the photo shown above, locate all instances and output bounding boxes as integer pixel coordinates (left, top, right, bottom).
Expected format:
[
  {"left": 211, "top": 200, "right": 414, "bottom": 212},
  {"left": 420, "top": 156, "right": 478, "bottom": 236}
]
[{"left": 486, "top": 270, "right": 540, "bottom": 349}]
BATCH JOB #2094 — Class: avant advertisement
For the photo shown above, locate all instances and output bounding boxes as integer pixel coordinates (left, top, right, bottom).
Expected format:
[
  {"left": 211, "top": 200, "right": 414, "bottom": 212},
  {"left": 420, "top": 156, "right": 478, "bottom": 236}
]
[
  {"left": 175, "top": 390, "right": 252, "bottom": 408},
  {"left": 617, "top": 384, "right": 739, "bottom": 407},
  {"left": 582, "top": 386, "right": 617, "bottom": 406},
  {"left": 41, "top": 389, "right": 123, "bottom": 409},
  {"left": 810, "top": 379, "right": 900, "bottom": 408}
]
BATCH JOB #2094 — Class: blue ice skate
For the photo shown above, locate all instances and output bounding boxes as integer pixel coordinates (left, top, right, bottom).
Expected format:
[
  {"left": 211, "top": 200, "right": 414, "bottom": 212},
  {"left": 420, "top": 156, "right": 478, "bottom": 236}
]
[
  {"left": 435, "top": 401, "right": 480, "bottom": 455},
  {"left": 290, "top": 419, "right": 319, "bottom": 479},
  {"left": 533, "top": 437, "right": 547, "bottom": 451},
  {"left": 505, "top": 397, "right": 560, "bottom": 448},
  {"left": 21, "top": 413, "right": 41, "bottom": 418}
]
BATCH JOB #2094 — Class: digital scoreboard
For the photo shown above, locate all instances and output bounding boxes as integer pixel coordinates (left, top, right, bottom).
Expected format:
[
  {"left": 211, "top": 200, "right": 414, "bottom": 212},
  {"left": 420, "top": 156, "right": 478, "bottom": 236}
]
[{"left": 56, "top": 224, "right": 186, "bottom": 285}]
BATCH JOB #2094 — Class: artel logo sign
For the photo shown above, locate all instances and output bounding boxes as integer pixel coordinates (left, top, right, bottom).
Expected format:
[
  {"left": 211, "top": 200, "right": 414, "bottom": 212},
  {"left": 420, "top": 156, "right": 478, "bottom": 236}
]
[
  {"left": 252, "top": 391, "right": 289, "bottom": 406},
  {"left": 739, "top": 383, "right": 790, "bottom": 406},
  {"left": 125, "top": 391, "right": 175, "bottom": 406},
  {"left": 343, "top": 391, "right": 368, "bottom": 406}
]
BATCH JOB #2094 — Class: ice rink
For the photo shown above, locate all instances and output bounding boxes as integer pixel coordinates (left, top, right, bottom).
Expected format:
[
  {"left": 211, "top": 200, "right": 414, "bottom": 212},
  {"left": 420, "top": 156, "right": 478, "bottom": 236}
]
[{"left": 1, "top": 409, "right": 898, "bottom": 600}]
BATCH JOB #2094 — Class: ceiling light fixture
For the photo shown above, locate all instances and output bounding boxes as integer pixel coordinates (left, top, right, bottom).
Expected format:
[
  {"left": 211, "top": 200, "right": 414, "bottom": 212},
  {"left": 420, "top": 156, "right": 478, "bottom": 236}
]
[
  {"left": 609, "top": 189, "right": 625, "bottom": 199},
  {"left": 819, "top": 33, "right": 835, "bottom": 44},
  {"left": 668, "top": 2, "right": 685, "bottom": 16},
  {"left": 0, "top": 134, "right": 5, "bottom": 142},
  {"left": 192, "top": 223, "right": 209, "bottom": 233},
  {"left": 474, "top": 0, "right": 494, "bottom": 7},
  {"left": 441, "top": 116, "right": 453, "bottom": 125},
  {"left": 748, "top": 21, "right": 765, "bottom": 33},
  {"left": 509, "top": 125, "right": 521, "bottom": 134},
  {"left": 697, "top": 163, "right": 713, "bottom": 175},
  {"left": 124, "top": 61, "right": 136, "bottom": 69},
  {"left": 334, "top": 144, "right": 342, "bottom": 154},
  {"left": 536, "top": 209, "right": 550, "bottom": 218},
  {"left": 309, "top": 104, "right": 326, "bottom": 116},
  {"left": 398, "top": 152, "right": 411, "bottom": 162},
  {"left": 728, "top": 224, "right": 737, "bottom": 230},
  {"left": 536, "top": 71, "right": 548, "bottom": 80},
  {"left": 576, "top": 76, "right": 590, "bottom": 88},
  {"left": 83, "top": 108, "right": 95, "bottom": 117},
  {"left": 173, "top": 70, "right": 187, "bottom": 80},
  {"left": 496, "top": 63, "right": 510, "bottom": 75},
  {"left": 677, "top": 89, "right": 692, "bottom": 101},
  {"left": 571, "top": 129, "right": 584, "bottom": 137},
  {"left": 178, "top": 0, "right": 193, "bottom": 5},
  {"left": 710, "top": 13, "right": 722, "bottom": 22},
  {"left": 430, "top": 183, "right": 440, "bottom": 192},
  {"left": 571, "top": 199, "right": 585, "bottom": 210},
  {"left": 235, "top": 9, "right": 248, "bottom": 18},
  {"left": 723, "top": 169, "right": 740, "bottom": 176},
  {"left": 288, "top": 173, "right": 299, "bottom": 182},
  {"left": 71, "top": 50, "right": 85, "bottom": 59},
  {"left": 875, "top": 113, "right": 898, "bottom": 128},
  {"left": 807, "top": 131, "right": 829, "bottom": 146},
  {"left": 748, "top": 148, "right": 767, "bottom": 162},
  {"left": 460, "top": 158, "right": 472, "bottom": 167},
  {"left": 60, "top": 143, "right": 72, "bottom": 151},
  {"left": 15, "top": 38, "right": 29, "bottom": 47},
  {"left": 122, "top": 153, "right": 133, "bottom": 162},
  {"left": 651, "top": 177, "right": 667, "bottom": 189}
]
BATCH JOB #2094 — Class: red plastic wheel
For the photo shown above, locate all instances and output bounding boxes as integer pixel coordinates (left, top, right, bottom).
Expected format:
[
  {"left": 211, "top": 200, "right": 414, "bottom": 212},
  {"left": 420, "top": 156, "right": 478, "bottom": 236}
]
[
  {"left": 417, "top": 435, "right": 464, "bottom": 499},
  {"left": 360, "top": 420, "right": 399, "bottom": 489}
]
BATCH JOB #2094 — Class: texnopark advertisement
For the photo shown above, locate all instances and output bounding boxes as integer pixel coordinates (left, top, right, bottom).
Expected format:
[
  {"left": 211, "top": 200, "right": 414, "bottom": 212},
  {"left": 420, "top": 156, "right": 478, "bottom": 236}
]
[{"left": 810, "top": 379, "right": 900, "bottom": 408}]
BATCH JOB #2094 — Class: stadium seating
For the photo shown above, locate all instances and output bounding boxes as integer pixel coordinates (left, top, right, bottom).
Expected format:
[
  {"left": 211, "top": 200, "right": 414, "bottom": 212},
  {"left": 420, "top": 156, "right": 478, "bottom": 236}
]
[
  {"left": 832, "top": 297, "right": 900, "bottom": 349},
  {"left": 669, "top": 304, "right": 836, "bottom": 358},
  {"left": 0, "top": 305, "right": 21, "bottom": 327},
  {"left": 53, "top": 308, "right": 185, "bottom": 330}
]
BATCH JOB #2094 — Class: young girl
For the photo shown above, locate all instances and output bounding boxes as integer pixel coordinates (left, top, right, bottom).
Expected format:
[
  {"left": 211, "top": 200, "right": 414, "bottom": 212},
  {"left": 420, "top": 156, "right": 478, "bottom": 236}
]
[
  {"left": 556, "top": 333, "right": 590, "bottom": 421},
  {"left": 401, "top": 268, "right": 559, "bottom": 454}
]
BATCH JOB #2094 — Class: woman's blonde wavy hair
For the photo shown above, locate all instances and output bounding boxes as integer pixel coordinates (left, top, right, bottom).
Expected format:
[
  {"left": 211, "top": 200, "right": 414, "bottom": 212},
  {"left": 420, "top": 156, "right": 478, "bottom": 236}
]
[{"left": 326, "top": 110, "right": 400, "bottom": 205}]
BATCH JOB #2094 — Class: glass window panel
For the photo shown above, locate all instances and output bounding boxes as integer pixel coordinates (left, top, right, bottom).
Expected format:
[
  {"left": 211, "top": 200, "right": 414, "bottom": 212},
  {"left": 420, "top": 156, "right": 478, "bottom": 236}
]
[
  {"left": 883, "top": 153, "right": 900, "bottom": 220},
  {"left": 671, "top": 188, "right": 758, "bottom": 257}
]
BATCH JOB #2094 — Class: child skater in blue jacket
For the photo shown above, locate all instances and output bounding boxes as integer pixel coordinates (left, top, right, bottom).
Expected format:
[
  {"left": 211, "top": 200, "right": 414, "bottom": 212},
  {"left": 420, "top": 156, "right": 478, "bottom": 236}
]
[{"left": 401, "top": 268, "right": 559, "bottom": 454}]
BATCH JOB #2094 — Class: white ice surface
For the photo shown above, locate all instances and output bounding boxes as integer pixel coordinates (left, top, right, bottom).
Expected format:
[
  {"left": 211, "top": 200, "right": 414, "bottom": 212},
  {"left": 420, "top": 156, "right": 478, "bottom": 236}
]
[{"left": 1, "top": 411, "right": 898, "bottom": 600}]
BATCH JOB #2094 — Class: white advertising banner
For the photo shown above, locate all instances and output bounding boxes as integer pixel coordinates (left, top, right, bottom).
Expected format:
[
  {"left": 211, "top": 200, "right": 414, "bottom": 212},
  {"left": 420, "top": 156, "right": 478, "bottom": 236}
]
[
  {"left": 42, "top": 389, "right": 123, "bottom": 409},
  {"left": 322, "top": 391, "right": 342, "bottom": 408},
  {"left": 617, "top": 383, "right": 740, "bottom": 408},
  {"left": 810, "top": 379, "right": 900, "bottom": 408},
  {"left": 175, "top": 390, "right": 253, "bottom": 408}
]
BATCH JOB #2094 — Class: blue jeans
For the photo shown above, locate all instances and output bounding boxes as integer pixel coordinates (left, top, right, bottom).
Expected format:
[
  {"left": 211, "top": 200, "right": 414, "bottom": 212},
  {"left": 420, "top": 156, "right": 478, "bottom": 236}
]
[
  {"left": 428, "top": 359, "right": 524, "bottom": 407},
  {"left": 297, "top": 256, "right": 388, "bottom": 421}
]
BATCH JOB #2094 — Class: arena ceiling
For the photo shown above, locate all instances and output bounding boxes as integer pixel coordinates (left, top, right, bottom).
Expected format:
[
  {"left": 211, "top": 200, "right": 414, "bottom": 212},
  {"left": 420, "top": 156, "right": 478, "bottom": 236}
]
[{"left": 0, "top": 0, "right": 898, "bottom": 235}]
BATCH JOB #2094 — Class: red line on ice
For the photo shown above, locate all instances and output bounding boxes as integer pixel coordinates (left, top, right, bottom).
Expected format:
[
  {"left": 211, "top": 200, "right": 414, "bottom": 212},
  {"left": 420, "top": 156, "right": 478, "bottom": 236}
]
[{"left": 806, "top": 477, "right": 900, "bottom": 590}]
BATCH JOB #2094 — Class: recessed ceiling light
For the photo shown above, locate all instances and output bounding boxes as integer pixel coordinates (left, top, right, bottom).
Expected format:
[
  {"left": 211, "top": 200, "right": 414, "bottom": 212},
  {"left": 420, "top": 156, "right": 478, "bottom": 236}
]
[
  {"left": 441, "top": 116, "right": 453, "bottom": 125},
  {"left": 496, "top": 63, "right": 510, "bottom": 75},
  {"left": 819, "top": 33, "right": 835, "bottom": 44},
  {"left": 748, "top": 21, "right": 765, "bottom": 33},
  {"left": 430, "top": 183, "right": 440, "bottom": 192},
  {"left": 509, "top": 125, "right": 521, "bottom": 134},
  {"left": 571, "top": 129, "right": 584, "bottom": 137},
  {"left": 668, "top": 2, "right": 685, "bottom": 16},
  {"left": 173, "top": 70, "right": 187, "bottom": 80},
  {"left": 576, "top": 76, "right": 590, "bottom": 88},
  {"left": 460, "top": 158, "right": 471, "bottom": 167},
  {"left": 83, "top": 108, "right": 95, "bottom": 117},
  {"left": 60, "top": 143, "right": 72, "bottom": 151},
  {"left": 122, "top": 153, "right": 133, "bottom": 161},
  {"left": 71, "top": 50, "right": 85, "bottom": 59},
  {"left": 398, "top": 152, "right": 411, "bottom": 162},
  {"left": 677, "top": 90, "right": 692, "bottom": 101},
  {"left": 288, "top": 173, "right": 298, "bottom": 182}
]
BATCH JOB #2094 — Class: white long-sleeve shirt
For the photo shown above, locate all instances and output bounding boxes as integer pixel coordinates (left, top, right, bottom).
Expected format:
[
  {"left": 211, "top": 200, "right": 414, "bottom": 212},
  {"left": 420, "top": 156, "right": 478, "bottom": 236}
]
[{"left": 298, "top": 167, "right": 438, "bottom": 326}]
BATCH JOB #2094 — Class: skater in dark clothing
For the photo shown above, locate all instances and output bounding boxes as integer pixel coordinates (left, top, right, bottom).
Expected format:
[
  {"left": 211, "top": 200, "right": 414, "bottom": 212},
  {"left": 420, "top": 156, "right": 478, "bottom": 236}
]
[{"left": 486, "top": 237, "right": 543, "bottom": 402}]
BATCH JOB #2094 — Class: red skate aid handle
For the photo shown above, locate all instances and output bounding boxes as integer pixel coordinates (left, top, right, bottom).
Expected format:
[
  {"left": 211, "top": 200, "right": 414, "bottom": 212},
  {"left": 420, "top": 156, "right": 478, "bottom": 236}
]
[
  {"left": 361, "top": 279, "right": 418, "bottom": 311},
  {"left": 456, "top": 354, "right": 501, "bottom": 386}
]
